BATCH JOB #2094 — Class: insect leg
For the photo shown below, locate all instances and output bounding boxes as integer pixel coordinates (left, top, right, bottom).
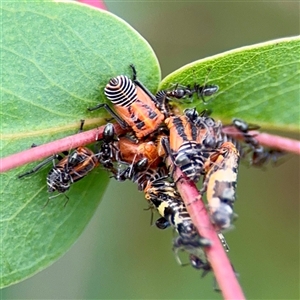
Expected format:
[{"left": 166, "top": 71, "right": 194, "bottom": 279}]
[{"left": 88, "top": 103, "right": 128, "bottom": 129}]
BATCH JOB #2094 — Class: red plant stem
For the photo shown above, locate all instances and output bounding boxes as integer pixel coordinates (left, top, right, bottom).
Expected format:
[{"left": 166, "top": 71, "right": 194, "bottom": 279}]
[
  {"left": 255, "top": 132, "right": 300, "bottom": 154},
  {"left": 0, "top": 124, "right": 125, "bottom": 173},
  {"left": 173, "top": 168, "right": 246, "bottom": 300},
  {"left": 77, "top": 0, "right": 107, "bottom": 10},
  {"left": 223, "top": 127, "right": 300, "bottom": 155},
  {"left": 1, "top": 129, "right": 299, "bottom": 174}
]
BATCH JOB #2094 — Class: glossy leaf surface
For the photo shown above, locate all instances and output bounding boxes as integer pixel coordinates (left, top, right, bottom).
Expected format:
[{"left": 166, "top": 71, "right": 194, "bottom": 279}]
[{"left": 0, "top": 1, "right": 160, "bottom": 288}]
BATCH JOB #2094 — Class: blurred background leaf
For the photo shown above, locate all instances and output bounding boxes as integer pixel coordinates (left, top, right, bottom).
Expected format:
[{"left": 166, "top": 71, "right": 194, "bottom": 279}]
[
  {"left": 1, "top": 1, "right": 299, "bottom": 299},
  {"left": 0, "top": 1, "right": 159, "bottom": 288}
]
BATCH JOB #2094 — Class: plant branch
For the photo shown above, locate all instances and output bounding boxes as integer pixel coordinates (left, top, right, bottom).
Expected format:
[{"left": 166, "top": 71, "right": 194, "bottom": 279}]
[
  {"left": 222, "top": 127, "right": 300, "bottom": 155},
  {"left": 0, "top": 124, "right": 125, "bottom": 173},
  {"left": 171, "top": 166, "right": 245, "bottom": 300},
  {"left": 1, "top": 126, "right": 299, "bottom": 174},
  {"left": 254, "top": 132, "right": 300, "bottom": 154}
]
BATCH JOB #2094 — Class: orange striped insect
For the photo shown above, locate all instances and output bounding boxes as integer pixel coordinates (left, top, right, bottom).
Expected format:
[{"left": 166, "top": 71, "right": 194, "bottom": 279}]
[
  {"left": 18, "top": 121, "right": 99, "bottom": 205},
  {"left": 184, "top": 108, "right": 247, "bottom": 159},
  {"left": 118, "top": 136, "right": 162, "bottom": 169},
  {"left": 46, "top": 146, "right": 98, "bottom": 194},
  {"left": 144, "top": 176, "right": 211, "bottom": 248},
  {"left": 200, "top": 141, "right": 240, "bottom": 229},
  {"left": 95, "top": 127, "right": 166, "bottom": 188},
  {"left": 19, "top": 146, "right": 99, "bottom": 206},
  {"left": 113, "top": 142, "right": 167, "bottom": 189},
  {"left": 88, "top": 65, "right": 165, "bottom": 139},
  {"left": 94, "top": 123, "right": 168, "bottom": 189},
  {"left": 183, "top": 108, "right": 223, "bottom": 148},
  {"left": 160, "top": 113, "right": 206, "bottom": 182}
]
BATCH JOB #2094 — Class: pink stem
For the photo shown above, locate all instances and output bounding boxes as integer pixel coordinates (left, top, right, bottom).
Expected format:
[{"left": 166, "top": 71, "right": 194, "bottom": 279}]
[
  {"left": 222, "top": 127, "right": 300, "bottom": 155},
  {"left": 255, "top": 132, "right": 300, "bottom": 154},
  {"left": 0, "top": 124, "right": 125, "bottom": 173},
  {"left": 77, "top": 0, "right": 107, "bottom": 10},
  {"left": 1, "top": 128, "right": 299, "bottom": 173},
  {"left": 174, "top": 169, "right": 246, "bottom": 299}
]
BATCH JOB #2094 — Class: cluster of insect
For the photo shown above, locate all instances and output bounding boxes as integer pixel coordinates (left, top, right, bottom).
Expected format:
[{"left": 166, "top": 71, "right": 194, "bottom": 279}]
[{"left": 19, "top": 64, "right": 283, "bottom": 284}]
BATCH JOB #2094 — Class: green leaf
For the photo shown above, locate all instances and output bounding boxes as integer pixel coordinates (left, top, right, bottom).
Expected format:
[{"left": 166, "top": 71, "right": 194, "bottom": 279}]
[
  {"left": 0, "top": 2, "right": 160, "bottom": 288},
  {"left": 159, "top": 36, "right": 300, "bottom": 132}
]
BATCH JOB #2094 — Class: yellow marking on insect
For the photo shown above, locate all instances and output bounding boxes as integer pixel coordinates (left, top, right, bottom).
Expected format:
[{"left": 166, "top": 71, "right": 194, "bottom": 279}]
[{"left": 201, "top": 142, "right": 240, "bottom": 229}]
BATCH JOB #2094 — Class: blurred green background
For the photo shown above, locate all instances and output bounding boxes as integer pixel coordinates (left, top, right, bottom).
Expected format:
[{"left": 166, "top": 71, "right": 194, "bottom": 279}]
[{"left": 2, "top": 1, "right": 299, "bottom": 299}]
